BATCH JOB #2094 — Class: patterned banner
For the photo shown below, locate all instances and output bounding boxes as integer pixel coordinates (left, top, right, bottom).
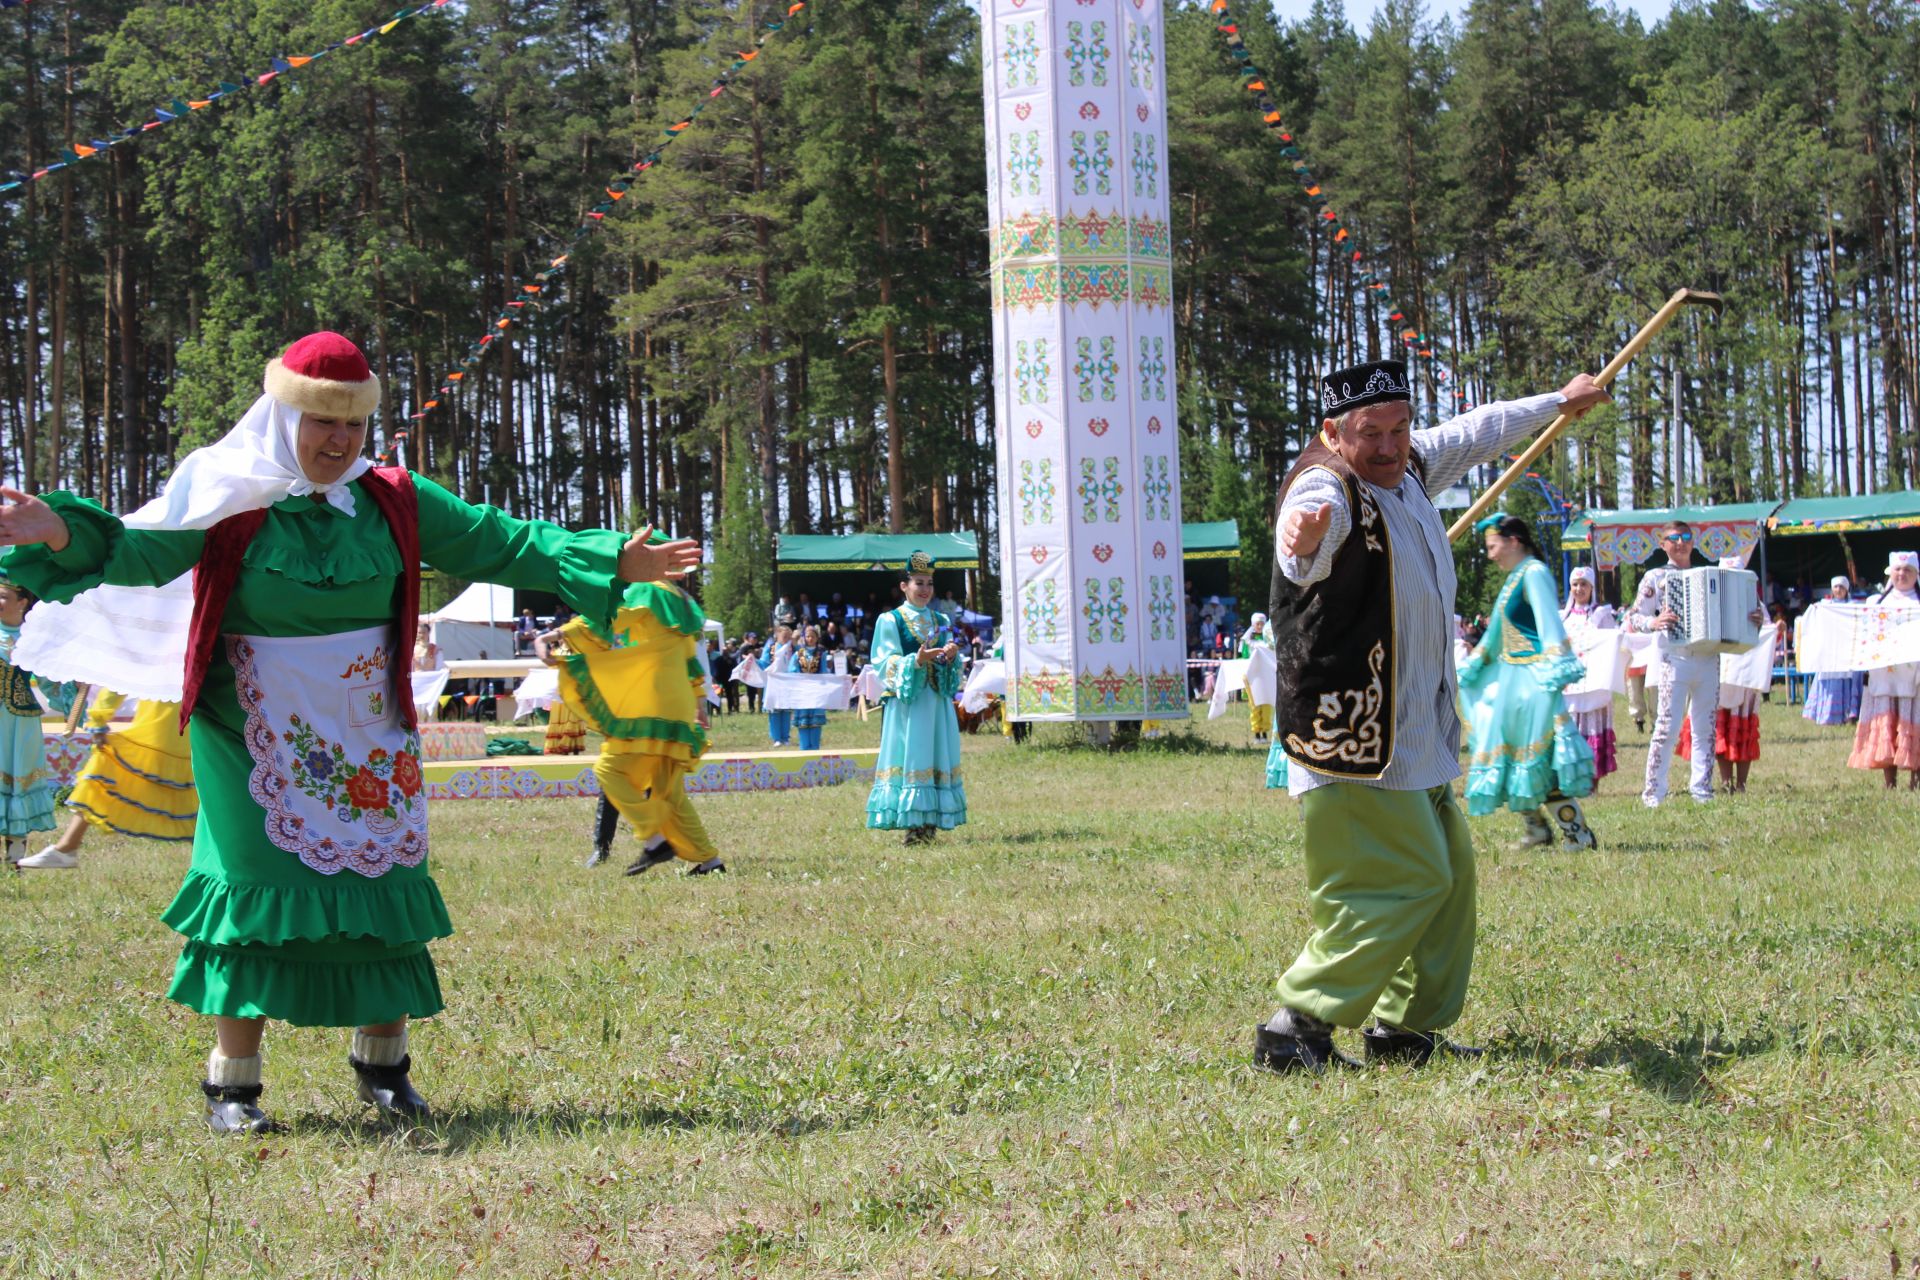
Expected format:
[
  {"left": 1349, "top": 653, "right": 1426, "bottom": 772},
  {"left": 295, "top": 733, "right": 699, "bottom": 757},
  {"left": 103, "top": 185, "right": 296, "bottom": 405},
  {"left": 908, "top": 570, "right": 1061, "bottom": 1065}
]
[
  {"left": 0, "top": 3, "right": 455, "bottom": 198},
  {"left": 380, "top": 0, "right": 812, "bottom": 462},
  {"left": 1590, "top": 520, "right": 1761, "bottom": 569},
  {"left": 1208, "top": 0, "right": 1468, "bottom": 411},
  {"left": 986, "top": 0, "right": 1188, "bottom": 723}
]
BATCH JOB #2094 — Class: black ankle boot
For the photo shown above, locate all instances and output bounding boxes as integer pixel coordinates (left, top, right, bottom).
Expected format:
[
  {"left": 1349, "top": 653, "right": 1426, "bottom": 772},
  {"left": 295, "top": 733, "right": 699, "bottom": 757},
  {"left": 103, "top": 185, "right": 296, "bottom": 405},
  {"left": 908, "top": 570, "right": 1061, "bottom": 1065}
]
[
  {"left": 350, "top": 1054, "right": 431, "bottom": 1121},
  {"left": 202, "top": 1081, "right": 273, "bottom": 1134},
  {"left": 1361, "top": 1024, "right": 1486, "bottom": 1066},
  {"left": 1253, "top": 1020, "right": 1360, "bottom": 1075}
]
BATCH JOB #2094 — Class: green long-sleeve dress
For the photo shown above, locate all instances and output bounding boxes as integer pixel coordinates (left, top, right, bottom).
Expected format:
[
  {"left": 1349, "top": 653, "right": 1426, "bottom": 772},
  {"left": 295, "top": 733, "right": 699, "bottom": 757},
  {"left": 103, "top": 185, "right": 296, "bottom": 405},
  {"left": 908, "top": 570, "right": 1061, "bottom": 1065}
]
[{"left": 6, "top": 476, "right": 626, "bottom": 1027}]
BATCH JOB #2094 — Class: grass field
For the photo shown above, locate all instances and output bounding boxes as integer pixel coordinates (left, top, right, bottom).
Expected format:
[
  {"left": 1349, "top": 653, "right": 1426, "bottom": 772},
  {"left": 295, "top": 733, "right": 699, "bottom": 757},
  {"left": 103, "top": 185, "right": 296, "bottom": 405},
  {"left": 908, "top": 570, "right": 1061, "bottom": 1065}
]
[{"left": 2, "top": 698, "right": 1917, "bottom": 1278}]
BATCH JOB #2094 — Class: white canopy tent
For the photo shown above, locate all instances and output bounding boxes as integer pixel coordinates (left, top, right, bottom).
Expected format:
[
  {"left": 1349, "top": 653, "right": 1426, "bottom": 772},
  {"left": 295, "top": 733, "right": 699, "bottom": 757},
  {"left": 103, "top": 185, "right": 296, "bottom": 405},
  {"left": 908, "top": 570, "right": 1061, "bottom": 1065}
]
[{"left": 424, "top": 580, "right": 519, "bottom": 661}]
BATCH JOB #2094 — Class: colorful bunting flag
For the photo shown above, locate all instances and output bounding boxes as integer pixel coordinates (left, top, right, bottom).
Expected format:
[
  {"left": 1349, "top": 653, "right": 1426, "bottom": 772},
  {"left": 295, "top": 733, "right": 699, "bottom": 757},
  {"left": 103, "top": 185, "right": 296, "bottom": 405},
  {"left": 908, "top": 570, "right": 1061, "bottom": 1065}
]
[
  {"left": 376, "top": 0, "right": 814, "bottom": 463},
  {"left": 2, "top": 1, "right": 453, "bottom": 199}
]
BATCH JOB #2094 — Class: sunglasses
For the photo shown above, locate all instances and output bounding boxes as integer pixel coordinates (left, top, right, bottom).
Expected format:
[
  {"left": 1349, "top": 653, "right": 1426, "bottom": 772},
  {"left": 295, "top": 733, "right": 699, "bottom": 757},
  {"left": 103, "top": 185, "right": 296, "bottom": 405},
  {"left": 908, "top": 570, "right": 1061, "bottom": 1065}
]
[{"left": 1662, "top": 532, "right": 1694, "bottom": 543}]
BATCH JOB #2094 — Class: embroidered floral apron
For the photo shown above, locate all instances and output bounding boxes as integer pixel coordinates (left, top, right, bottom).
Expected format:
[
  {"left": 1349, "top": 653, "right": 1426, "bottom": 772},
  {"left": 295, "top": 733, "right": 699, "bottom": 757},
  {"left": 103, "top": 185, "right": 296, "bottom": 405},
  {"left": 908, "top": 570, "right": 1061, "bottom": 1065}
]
[{"left": 229, "top": 625, "right": 427, "bottom": 877}]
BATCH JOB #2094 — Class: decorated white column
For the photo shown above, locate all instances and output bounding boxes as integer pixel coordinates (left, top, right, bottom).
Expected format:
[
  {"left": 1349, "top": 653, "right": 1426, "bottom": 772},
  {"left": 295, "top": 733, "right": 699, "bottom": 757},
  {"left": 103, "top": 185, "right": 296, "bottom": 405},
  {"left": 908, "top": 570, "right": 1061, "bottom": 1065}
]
[{"left": 984, "top": 0, "right": 1186, "bottom": 722}]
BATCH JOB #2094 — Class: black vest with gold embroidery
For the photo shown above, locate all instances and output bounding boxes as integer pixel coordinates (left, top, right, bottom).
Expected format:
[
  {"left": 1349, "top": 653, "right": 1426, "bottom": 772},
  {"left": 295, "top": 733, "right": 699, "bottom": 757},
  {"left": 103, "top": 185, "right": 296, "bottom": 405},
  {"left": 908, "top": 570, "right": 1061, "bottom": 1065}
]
[{"left": 1267, "top": 439, "right": 1424, "bottom": 779}]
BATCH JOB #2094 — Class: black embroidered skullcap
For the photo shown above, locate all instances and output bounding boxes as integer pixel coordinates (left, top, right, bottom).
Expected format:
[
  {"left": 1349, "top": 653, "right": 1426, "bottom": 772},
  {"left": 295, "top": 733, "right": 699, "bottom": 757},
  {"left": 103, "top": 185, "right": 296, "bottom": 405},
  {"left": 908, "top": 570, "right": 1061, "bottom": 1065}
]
[{"left": 1320, "top": 359, "right": 1411, "bottom": 416}]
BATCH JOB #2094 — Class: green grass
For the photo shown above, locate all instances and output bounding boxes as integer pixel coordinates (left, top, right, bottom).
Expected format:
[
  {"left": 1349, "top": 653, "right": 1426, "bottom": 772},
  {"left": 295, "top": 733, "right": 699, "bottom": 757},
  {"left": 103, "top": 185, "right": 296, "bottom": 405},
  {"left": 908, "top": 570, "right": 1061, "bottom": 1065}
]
[{"left": 3, "top": 699, "right": 1917, "bottom": 1277}]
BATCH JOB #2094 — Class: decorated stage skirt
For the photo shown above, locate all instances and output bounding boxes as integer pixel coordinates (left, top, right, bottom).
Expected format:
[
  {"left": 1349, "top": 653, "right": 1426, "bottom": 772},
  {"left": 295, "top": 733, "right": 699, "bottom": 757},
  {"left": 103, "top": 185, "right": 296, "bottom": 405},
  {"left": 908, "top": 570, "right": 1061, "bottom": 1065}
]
[
  {"left": 69, "top": 698, "right": 197, "bottom": 841},
  {"left": 1460, "top": 656, "right": 1595, "bottom": 816},
  {"left": 1849, "top": 689, "right": 1920, "bottom": 772},
  {"left": 161, "top": 626, "right": 449, "bottom": 1028}
]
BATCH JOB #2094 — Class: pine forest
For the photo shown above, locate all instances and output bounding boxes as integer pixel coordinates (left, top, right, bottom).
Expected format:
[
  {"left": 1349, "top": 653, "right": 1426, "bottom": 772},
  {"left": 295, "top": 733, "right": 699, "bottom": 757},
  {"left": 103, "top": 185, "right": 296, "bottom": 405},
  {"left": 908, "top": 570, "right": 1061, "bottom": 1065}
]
[{"left": 3, "top": 0, "right": 1919, "bottom": 623}]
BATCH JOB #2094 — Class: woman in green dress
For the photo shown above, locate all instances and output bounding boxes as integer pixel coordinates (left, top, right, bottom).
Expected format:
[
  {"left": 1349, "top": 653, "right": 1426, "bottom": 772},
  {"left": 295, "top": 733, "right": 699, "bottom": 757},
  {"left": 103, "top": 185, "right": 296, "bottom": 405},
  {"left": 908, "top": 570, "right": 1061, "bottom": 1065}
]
[
  {"left": 1456, "top": 514, "right": 1597, "bottom": 850},
  {"left": 0, "top": 331, "right": 697, "bottom": 1133}
]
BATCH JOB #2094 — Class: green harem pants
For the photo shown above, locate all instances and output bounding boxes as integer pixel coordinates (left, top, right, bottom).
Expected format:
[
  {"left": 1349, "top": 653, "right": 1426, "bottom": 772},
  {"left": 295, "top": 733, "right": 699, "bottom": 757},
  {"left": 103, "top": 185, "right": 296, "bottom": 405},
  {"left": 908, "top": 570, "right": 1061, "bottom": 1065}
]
[{"left": 1276, "top": 782, "right": 1476, "bottom": 1032}]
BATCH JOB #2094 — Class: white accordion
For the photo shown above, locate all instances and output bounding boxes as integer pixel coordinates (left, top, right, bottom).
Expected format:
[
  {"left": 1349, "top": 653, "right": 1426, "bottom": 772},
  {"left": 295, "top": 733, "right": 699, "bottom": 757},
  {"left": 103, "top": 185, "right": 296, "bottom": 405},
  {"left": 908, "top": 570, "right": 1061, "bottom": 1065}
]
[{"left": 1662, "top": 566, "right": 1760, "bottom": 655}]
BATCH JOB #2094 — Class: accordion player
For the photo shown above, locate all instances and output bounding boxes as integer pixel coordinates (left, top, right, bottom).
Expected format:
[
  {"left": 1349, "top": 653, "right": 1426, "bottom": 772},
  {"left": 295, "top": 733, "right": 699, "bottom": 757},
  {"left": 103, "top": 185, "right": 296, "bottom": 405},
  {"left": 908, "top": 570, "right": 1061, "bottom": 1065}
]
[{"left": 1660, "top": 566, "right": 1761, "bottom": 656}]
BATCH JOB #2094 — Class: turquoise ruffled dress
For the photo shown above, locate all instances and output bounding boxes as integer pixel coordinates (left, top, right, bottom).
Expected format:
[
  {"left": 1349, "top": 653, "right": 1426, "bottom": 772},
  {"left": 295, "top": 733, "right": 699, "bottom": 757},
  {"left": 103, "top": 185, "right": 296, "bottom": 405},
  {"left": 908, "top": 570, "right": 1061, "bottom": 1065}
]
[
  {"left": 0, "top": 623, "right": 57, "bottom": 837},
  {"left": 866, "top": 603, "right": 967, "bottom": 830},
  {"left": 1458, "top": 557, "right": 1595, "bottom": 815}
]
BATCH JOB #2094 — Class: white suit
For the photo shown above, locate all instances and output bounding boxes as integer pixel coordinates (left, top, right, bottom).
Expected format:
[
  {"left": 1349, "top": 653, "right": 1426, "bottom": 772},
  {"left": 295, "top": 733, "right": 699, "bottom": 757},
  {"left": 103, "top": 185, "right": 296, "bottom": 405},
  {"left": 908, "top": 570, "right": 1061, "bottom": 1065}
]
[{"left": 1630, "top": 565, "right": 1717, "bottom": 805}]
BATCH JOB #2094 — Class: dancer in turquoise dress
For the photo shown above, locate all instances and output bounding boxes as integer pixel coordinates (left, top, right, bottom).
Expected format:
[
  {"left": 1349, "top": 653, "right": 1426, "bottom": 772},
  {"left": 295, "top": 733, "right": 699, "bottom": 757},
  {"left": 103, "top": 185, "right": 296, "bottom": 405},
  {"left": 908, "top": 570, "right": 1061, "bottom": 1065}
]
[
  {"left": 1457, "top": 515, "right": 1598, "bottom": 849},
  {"left": 866, "top": 551, "right": 967, "bottom": 843},
  {"left": 0, "top": 575, "right": 57, "bottom": 863}
]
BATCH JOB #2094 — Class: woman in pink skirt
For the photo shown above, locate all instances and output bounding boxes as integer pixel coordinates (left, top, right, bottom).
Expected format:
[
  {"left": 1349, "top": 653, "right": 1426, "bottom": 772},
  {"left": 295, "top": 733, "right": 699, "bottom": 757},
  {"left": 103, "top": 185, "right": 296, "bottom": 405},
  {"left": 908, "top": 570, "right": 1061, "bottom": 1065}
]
[
  {"left": 1848, "top": 551, "right": 1920, "bottom": 789},
  {"left": 1558, "top": 566, "right": 1619, "bottom": 783}
]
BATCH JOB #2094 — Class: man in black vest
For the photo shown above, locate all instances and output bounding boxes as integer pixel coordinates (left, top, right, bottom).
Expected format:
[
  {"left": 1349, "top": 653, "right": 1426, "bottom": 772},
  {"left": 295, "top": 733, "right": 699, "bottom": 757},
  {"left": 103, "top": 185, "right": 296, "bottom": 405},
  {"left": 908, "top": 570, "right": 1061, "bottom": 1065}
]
[{"left": 1255, "top": 359, "right": 1610, "bottom": 1073}]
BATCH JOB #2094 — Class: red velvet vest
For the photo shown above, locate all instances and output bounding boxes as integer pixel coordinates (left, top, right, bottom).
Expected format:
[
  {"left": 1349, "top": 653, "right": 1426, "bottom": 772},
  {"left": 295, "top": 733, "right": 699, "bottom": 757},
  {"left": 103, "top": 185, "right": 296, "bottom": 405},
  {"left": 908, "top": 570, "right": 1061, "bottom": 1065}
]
[{"left": 179, "top": 467, "right": 421, "bottom": 732}]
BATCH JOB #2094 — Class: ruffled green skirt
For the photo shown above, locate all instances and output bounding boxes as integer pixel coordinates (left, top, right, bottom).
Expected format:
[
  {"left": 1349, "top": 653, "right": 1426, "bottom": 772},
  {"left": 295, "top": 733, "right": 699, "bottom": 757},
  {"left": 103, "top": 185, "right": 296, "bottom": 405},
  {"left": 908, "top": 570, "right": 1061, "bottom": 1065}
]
[{"left": 163, "top": 692, "right": 454, "bottom": 1027}]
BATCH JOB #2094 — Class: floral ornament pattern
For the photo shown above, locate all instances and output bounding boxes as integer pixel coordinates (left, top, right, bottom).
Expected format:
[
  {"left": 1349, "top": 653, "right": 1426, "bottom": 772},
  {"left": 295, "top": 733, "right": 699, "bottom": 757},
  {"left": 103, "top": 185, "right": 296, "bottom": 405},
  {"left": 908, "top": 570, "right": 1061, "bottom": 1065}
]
[
  {"left": 1077, "top": 455, "right": 1124, "bottom": 522},
  {"left": 1022, "top": 579, "right": 1062, "bottom": 644},
  {"left": 1073, "top": 335, "right": 1119, "bottom": 402},
  {"left": 1002, "top": 20, "right": 1040, "bottom": 89},
  {"left": 1078, "top": 663, "right": 1145, "bottom": 714},
  {"left": 1148, "top": 574, "right": 1176, "bottom": 641},
  {"left": 1130, "top": 131, "right": 1159, "bottom": 198},
  {"left": 1068, "top": 130, "right": 1113, "bottom": 196},
  {"left": 1138, "top": 336, "right": 1167, "bottom": 401},
  {"left": 1015, "top": 338, "right": 1052, "bottom": 404},
  {"left": 1018, "top": 457, "right": 1057, "bottom": 525},
  {"left": 1081, "top": 577, "right": 1129, "bottom": 644},
  {"left": 231, "top": 635, "right": 428, "bottom": 879},
  {"left": 1006, "top": 130, "right": 1043, "bottom": 197},
  {"left": 1064, "top": 20, "right": 1109, "bottom": 87},
  {"left": 1146, "top": 668, "right": 1185, "bottom": 713},
  {"left": 1141, "top": 454, "right": 1172, "bottom": 521},
  {"left": 1125, "top": 20, "right": 1156, "bottom": 91}
]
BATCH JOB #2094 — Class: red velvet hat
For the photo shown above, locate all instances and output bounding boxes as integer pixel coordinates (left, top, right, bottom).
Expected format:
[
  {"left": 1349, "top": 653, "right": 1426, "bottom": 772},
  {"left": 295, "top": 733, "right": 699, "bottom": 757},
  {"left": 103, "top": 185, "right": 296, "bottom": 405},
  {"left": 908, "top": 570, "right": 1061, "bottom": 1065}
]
[{"left": 263, "top": 331, "right": 381, "bottom": 418}]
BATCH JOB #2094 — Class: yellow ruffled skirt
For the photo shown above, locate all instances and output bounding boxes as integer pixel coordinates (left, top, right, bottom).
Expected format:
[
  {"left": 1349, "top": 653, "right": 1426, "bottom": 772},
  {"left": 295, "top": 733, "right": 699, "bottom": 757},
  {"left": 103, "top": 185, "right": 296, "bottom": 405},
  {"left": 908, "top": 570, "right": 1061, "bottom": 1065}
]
[{"left": 69, "top": 699, "right": 197, "bottom": 841}]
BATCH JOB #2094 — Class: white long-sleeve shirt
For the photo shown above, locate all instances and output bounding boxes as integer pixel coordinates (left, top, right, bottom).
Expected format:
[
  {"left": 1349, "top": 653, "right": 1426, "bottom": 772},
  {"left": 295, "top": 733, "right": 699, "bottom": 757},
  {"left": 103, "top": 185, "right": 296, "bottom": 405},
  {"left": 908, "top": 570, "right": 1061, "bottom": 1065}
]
[{"left": 1274, "top": 392, "right": 1566, "bottom": 794}]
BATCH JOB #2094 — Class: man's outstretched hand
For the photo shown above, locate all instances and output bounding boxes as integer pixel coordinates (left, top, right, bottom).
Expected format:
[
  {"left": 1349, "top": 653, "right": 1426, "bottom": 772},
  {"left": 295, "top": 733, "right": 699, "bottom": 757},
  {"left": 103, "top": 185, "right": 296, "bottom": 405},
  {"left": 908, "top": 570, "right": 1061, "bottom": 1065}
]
[
  {"left": 1280, "top": 502, "right": 1333, "bottom": 560},
  {"left": 619, "top": 525, "right": 702, "bottom": 583}
]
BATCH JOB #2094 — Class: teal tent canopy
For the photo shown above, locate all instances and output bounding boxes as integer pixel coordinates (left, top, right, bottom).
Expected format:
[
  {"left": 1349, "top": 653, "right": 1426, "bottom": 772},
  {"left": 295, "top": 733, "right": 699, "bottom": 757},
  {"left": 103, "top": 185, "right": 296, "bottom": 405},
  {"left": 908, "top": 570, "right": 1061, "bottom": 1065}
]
[
  {"left": 776, "top": 532, "right": 980, "bottom": 571},
  {"left": 1768, "top": 491, "right": 1920, "bottom": 536}
]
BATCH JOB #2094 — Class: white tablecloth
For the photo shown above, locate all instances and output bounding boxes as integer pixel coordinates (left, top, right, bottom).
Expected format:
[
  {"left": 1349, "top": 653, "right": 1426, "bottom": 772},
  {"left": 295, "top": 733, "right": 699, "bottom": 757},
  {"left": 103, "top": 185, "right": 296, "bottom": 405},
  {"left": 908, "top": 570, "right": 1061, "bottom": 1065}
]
[
  {"left": 510, "top": 666, "right": 560, "bottom": 717},
  {"left": 1206, "top": 647, "right": 1277, "bottom": 720},
  {"left": 765, "top": 671, "right": 852, "bottom": 711},
  {"left": 960, "top": 660, "right": 1007, "bottom": 713},
  {"left": 1565, "top": 629, "right": 1628, "bottom": 697},
  {"left": 411, "top": 668, "right": 450, "bottom": 719},
  {"left": 1795, "top": 600, "right": 1920, "bottom": 673}
]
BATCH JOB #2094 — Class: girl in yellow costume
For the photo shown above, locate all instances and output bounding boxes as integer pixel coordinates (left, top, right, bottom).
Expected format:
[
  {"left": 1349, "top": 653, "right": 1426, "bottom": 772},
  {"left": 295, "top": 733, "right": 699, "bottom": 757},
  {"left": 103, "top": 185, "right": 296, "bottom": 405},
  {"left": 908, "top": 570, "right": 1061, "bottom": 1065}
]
[
  {"left": 556, "top": 574, "right": 724, "bottom": 877},
  {"left": 533, "top": 626, "right": 589, "bottom": 755},
  {"left": 16, "top": 689, "right": 199, "bottom": 869}
]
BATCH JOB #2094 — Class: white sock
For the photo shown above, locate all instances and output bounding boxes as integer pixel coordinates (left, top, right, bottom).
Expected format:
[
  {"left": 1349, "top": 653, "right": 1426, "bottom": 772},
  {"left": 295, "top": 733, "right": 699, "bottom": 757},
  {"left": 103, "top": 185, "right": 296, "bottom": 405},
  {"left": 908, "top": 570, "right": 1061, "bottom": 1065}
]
[
  {"left": 641, "top": 834, "right": 667, "bottom": 852},
  {"left": 351, "top": 1028, "right": 408, "bottom": 1067},
  {"left": 1266, "top": 1007, "right": 1334, "bottom": 1037},
  {"left": 207, "top": 1050, "right": 263, "bottom": 1088}
]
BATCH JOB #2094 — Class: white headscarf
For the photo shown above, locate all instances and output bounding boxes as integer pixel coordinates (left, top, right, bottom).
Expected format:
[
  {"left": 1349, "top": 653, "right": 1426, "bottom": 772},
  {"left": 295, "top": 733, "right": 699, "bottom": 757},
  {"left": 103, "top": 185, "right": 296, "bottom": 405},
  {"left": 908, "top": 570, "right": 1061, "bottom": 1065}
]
[{"left": 15, "top": 394, "right": 371, "bottom": 699}]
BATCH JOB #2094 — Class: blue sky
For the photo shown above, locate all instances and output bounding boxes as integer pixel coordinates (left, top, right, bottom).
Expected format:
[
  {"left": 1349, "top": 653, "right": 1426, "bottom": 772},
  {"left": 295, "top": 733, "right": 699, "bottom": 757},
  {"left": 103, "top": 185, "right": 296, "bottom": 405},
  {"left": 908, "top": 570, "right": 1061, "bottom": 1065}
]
[{"left": 1264, "top": 0, "right": 1676, "bottom": 35}]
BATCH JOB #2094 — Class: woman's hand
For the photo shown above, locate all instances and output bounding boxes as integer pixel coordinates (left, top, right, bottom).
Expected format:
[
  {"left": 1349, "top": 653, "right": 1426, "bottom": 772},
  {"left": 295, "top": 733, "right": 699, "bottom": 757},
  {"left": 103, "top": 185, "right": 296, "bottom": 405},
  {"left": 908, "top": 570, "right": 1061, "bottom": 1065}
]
[
  {"left": 0, "top": 487, "right": 71, "bottom": 552},
  {"left": 618, "top": 524, "right": 702, "bottom": 583}
]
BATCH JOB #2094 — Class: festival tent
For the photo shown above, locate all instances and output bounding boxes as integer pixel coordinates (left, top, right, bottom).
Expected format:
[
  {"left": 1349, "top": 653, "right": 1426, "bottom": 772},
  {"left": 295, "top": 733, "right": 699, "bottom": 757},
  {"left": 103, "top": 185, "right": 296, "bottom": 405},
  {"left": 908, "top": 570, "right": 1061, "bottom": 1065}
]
[
  {"left": 424, "top": 580, "right": 519, "bottom": 661},
  {"left": 1558, "top": 502, "right": 1777, "bottom": 569},
  {"left": 1765, "top": 490, "right": 1920, "bottom": 588},
  {"left": 1180, "top": 519, "right": 1241, "bottom": 598},
  {"left": 775, "top": 532, "right": 980, "bottom": 620}
]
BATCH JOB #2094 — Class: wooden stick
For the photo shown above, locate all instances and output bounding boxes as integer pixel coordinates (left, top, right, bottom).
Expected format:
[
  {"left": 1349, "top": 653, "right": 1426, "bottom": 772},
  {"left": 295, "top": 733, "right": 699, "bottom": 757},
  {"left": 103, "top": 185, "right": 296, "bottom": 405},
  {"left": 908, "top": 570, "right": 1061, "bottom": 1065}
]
[
  {"left": 1445, "top": 287, "right": 1723, "bottom": 541},
  {"left": 63, "top": 682, "right": 91, "bottom": 734}
]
